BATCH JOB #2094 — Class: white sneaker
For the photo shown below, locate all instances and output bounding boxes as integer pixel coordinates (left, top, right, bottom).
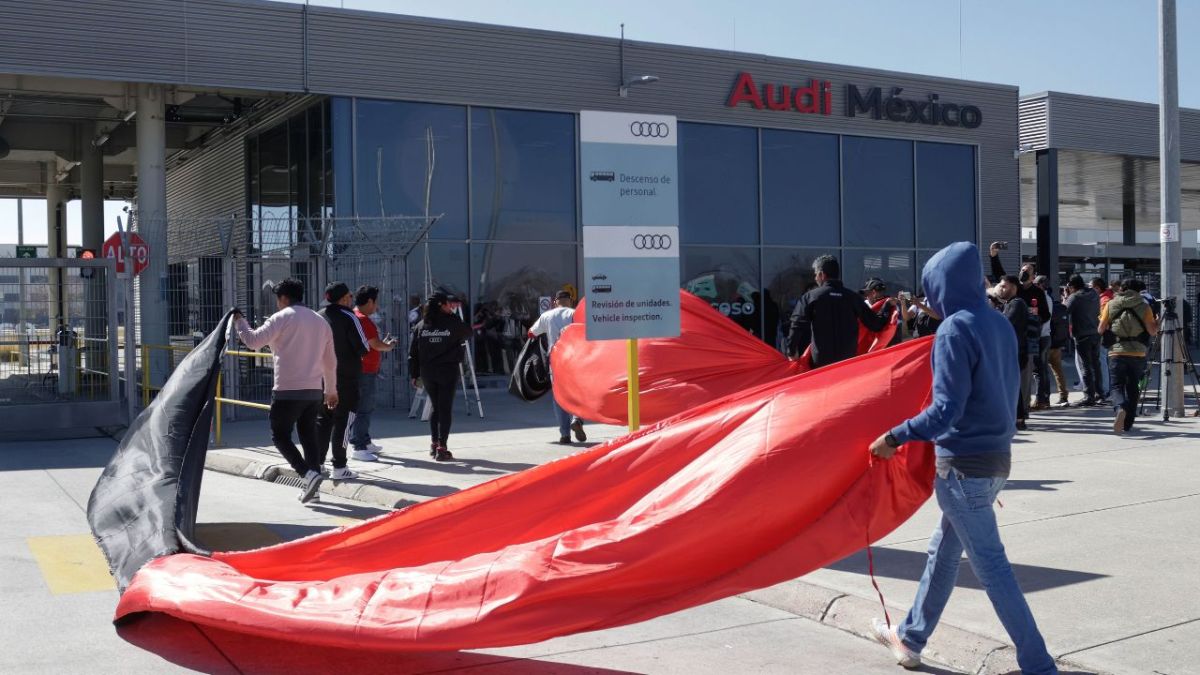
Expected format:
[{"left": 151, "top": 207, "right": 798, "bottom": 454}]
[
  {"left": 366, "top": 443, "right": 384, "bottom": 453},
  {"left": 872, "top": 618, "right": 921, "bottom": 668},
  {"left": 330, "top": 466, "right": 358, "bottom": 480},
  {"left": 298, "top": 470, "right": 323, "bottom": 503},
  {"left": 351, "top": 449, "right": 380, "bottom": 462}
]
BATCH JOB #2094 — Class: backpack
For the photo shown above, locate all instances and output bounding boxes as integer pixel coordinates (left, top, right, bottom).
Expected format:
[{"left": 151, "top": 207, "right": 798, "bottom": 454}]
[
  {"left": 1050, "top": 302, "right": 1070, "bottom": 349},
  {"left": 1111, "top": 304, "right": 1149, "bottom": 340}
]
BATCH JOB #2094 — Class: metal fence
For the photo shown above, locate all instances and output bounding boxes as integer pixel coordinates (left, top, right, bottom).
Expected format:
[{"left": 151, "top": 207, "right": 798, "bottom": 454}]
[
  {"left": 129, "top": 214, "right": 441, "bottom": 419},
  {"left": 0, "top": 258, "right": 120, "bottom": 432}
]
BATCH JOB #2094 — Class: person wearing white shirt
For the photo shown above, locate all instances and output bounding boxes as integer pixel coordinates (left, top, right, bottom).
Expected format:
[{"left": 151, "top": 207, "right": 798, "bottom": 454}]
[{"left": 529, "top": 290, "right": 587, "bottom": 445}]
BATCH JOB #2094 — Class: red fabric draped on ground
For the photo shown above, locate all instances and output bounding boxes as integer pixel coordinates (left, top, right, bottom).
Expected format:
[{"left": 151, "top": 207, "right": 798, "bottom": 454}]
[
  {"left": 115, "top": 337, "right": 935, "bottom": 652},
  {"left": 552, "top": 291, "right": 805, "bottom": 425}
]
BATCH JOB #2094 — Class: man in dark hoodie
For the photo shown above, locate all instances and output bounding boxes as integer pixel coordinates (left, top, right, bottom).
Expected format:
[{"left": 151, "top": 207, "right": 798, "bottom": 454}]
[
  {"left": 787, "top": 255, "right": 892, "bottom": 368},
  {"left": 869, "top": 242, "right": 1056, "bottom": 674},
  {"left": 1065, "top": 275, "right": 1104, "bottom": 406},
  {"left": 316, "top": 282, "right": 369, "bottom": 483}
]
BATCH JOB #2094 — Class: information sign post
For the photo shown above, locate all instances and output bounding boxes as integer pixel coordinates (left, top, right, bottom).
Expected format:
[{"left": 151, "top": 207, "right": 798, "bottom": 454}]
[{"left": 580, "top": 111, "right": 681, "bottom": 432}]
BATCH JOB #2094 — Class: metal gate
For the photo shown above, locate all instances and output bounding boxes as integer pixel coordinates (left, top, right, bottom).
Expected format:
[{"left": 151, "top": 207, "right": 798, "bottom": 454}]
[
  {"left": 0, "top": 257, "right": 121, "bottom": 433},
  {"left": 152, "top": 215, "right": 440, "bottom": 419}
]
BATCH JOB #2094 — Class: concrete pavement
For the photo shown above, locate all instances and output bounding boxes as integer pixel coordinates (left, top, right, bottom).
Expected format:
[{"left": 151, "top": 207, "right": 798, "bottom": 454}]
[{"left": 6, "top": 388, "right": 1198, "bottom": 673}]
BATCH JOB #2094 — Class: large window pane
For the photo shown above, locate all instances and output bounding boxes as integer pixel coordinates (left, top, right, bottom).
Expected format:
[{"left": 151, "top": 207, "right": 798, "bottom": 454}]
[
  {"left": 762, "top": 130, "right": 839, "bottom": 246},
  {"left": 917, "top": 142, "right": 976, "bottom": 248},
  {"left": 679, "top": 123, "right": 758, "bottom": 245},
  {"left": 256, "top": 123, "right": 291, "bottom": 252},
  {"left": 842, "top": 250, "right": 915, "bottom": 296},
  {"left": 471, "top": 109, "right": 576, "bottom": 241},
  {"left": 681, "top": 246, "right": 761, "bottom": 338},
  {"left": 330, "top": 97, "right": 353, "bottom": 218},
  {"left": 842, "top": 137, "right": 914, "bottom": 248},
  {"left": 356, "top": 100, "right": 468, "bottom": 238},
  {"left": 471, "top": 242, "right": 578, "bottom": 374},
  {"left": 762, "top": 248, "right": 829, "bottom": 352}
]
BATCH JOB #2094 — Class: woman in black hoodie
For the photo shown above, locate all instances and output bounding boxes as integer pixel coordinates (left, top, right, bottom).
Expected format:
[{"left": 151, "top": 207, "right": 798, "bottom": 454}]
[{"left": 409, "top": 292, "right": 473, "bottom": 461}]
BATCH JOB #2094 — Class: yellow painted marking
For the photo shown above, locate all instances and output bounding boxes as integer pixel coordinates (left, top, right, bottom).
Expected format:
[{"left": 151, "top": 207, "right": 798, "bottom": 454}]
[{"left": 26, "top": 534, "right": 116, "bottom": 594}]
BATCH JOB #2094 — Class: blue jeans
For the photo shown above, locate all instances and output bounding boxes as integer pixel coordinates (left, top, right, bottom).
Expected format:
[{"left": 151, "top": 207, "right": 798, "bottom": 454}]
[
  {"left": 348, "top": 373, "right": 377, "bottom": 449},
  {"left": 551, "top": 395, "right": 580, "bottom": 438},
  {"left": 897, "top": 471, "right": 1056, "bottom": 675}
]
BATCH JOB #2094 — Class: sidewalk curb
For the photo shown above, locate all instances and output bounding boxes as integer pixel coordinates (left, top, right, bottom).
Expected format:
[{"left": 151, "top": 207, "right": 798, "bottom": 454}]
[{"left": 204, "top": 450, "right": 1103, "bottom": 674}]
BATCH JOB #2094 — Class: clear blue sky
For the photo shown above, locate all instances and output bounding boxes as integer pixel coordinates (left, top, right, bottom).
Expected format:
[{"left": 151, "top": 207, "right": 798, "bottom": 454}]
[{"left": 303, "top": 0, "right": 1199, "bottom": 107}]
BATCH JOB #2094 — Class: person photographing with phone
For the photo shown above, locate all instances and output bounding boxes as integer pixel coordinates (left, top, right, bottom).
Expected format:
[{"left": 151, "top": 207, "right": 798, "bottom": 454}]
[
  {"left": 349, "top": 285, "right": 398, "bottom": 461},
  {"left": 231, "top": 278, "right": 338, "bottom": 504}
]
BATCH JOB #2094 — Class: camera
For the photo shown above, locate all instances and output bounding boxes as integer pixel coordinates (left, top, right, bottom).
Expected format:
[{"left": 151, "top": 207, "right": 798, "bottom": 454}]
[
  {"left": 896, "top": 291, "right": 913, "bottom": 301},
  {"left": 993, "top": 241, "right": 1009, "bottom": 250},
  {"left": 1163, "top": 296, "right": 1177, "bottom": 312}
]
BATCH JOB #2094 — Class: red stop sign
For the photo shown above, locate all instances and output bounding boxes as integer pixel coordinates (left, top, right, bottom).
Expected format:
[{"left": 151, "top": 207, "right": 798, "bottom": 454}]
[{"left": 102, "top": 232, "right": 150, "bottom": 276}]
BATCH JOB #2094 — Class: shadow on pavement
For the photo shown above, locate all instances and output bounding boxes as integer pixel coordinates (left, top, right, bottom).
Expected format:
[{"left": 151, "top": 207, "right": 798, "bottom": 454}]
[
  {"left": 1002, "top": 479, "right": 1072, "bottom": 491},
  {"left": 827, "top": 548, "right": 1107, "bottom": 593},
  {"left": 303, "top": 500, "right": 393, "bottom": 520},
  {"left": 119, "top": 613, "right": 638, "bottom": 674},
  {"left": 194, "top": 522, "right": 334, "bottom": 551}
]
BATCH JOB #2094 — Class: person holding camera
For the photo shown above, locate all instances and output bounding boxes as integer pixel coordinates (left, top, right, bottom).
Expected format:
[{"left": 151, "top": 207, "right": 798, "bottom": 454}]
[
  {"left": 788, "top": 255, "right": 892, "bottom": 368},
  {"left": 348, "top": 285, "right": 398, "bottom": 462},
  {"left": 1100, "top": 279, "right": 1158, "bottom": 434},
  {"left": 989, "top": 243, "right": 1051, "bottom": 409}
]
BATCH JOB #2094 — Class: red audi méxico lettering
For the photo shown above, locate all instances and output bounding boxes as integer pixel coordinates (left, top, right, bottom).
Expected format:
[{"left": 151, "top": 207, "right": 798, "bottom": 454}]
[{"left": 726, "top": 72, "right": 832, "bottom": 115}]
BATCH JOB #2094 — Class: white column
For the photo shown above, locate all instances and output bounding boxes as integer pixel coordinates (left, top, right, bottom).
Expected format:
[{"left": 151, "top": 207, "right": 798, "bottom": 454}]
[{"left": 136, "top": 83, "right": 169, "bottom": 387}]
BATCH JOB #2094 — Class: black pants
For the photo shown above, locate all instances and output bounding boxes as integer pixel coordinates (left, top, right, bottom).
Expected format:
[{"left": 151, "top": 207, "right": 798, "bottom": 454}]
[
  {"left": 1075, "top": 335, "right": 1104, "bottom": 401},
  {"left": 422, "top": 369, "right": 459, "bottom": 446},
  {"left": 1035, "top": 335, "right": 1052, "bottom": 403},
  {"left": 1109, "top": 355, "right": 1145, "bottom": 430},
  {"left": 269, "top": 398, "right": 322, "bottom": 476},
  {"left": 317, "top": 379, "right": 360, "bottom": 469},
  {"left": 1017, "top": 353, "right": 1032, "bottom": 420}
]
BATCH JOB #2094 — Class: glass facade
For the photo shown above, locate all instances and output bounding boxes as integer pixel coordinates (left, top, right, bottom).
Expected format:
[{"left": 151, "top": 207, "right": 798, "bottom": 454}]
[{"left": 246, "top": 97, "right": 978, "bottom": 360}]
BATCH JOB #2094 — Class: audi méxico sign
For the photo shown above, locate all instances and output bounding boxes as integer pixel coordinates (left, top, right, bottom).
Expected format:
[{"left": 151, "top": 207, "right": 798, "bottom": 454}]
[
  {"left": 725, "top": 71, "right": 982, "bottom": 129},
  {"left": 580, "top": 111, "right": 681, "bottom": 340}
]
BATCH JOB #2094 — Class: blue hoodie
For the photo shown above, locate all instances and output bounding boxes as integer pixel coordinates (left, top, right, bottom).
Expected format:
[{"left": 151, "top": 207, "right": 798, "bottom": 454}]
[{"left": 890, "top": 242, "right": 1018, "bottom": 457}]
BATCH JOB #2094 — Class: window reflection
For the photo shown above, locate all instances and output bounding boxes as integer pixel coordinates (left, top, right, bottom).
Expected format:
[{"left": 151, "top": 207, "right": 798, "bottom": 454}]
[
  {"left": 681, "top": 246, "right": 761, "bottom": 338},
  {"left": 763, "top": 248, "right": 828, "bottom": 352},
  {"left": 354, "top": 100, "right": 468, "bottom": 239},
  {"left": 679, "top": 123, "right": 759, "bottom": 245},
  {"left": 471, "top": 109, "right": 576, "bottom": 241},
  {"left": 842, "top": 137, "right": 914, "bottom": 248},
  {"left": 762, "top": 130, "right": 839, "bottom": 247},
  {"left": 916, "top": 142, "right": 976, "bottom": 248},
  {"left": 841, "top": 250, "right": 915, "bottom": 296},
  {"left": 470, "top": 242, "right": 578, "bottom": 375}
]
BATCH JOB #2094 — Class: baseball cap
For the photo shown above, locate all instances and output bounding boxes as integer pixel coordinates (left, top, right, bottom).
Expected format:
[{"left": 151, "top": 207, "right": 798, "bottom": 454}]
[
  {"left": 862, "top": 278, "right": 887, "bottom": 293},
  {"left": 554, "top": 290, "right": 572, "bottom": 300}
]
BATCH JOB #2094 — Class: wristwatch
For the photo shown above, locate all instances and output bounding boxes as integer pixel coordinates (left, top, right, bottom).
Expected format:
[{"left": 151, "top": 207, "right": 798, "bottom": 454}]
[{"left": 884, "top": 432, "right": 900, "bottom": 448}]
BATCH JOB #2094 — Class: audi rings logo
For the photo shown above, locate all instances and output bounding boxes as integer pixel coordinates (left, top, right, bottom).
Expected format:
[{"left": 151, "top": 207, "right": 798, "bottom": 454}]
[
  {"left": 630, "top": 121, "right": 670, "bottom": 138},
  {"left": 632, "top": 234, "right": 673, "bottom": 250}
]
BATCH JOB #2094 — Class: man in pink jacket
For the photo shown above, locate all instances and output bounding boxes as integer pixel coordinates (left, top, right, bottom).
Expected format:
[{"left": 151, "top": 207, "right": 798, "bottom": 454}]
[{"left": 232, "top": 278, "right": 338, "bottom": 504}]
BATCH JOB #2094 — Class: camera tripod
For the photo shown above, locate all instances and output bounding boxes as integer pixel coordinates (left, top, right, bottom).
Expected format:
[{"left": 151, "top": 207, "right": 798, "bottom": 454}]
[{"left": 1138, "top": 300, "right": 1200, "bottom": 421}]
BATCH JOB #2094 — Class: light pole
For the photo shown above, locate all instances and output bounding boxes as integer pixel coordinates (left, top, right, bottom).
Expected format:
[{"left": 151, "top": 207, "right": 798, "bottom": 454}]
[{"left": 1158, "top": 0, "right": 1184, "bottom": 418}]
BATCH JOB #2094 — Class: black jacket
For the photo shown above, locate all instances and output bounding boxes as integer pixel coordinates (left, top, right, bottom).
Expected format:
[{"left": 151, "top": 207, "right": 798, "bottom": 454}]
[
  {"left": 409, "top": 311, "right": 473, "bottom": 379},
  {"left": 1050, "top": 300, "right": 1070, "bottom": 349},
  {"left": 1064, "top": 288, "right": 1101, "bottom": 339},
  {"left": 787, "top": 280, "right": 889, "bottom": 368},
  {"left": 1002, "top": 296, "right": 1031, "bottom": 367},
  {"left": 990, "top": 256, "right": 1050, "bottom": 327},
  {"left": 319, "top": 304, "right": 369, "bottom": 382}
]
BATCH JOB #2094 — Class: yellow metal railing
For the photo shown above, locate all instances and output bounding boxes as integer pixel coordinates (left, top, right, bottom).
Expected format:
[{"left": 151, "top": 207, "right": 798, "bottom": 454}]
[
  {"left": 139, "top": 344, "right": 274, "bottom": 447},
  {"left": 213, "top": 349, "right": 273, "bottom": 446}
]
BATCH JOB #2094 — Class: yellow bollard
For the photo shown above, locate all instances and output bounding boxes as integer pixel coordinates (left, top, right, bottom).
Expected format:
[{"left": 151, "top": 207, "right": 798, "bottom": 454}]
[
  {"left": 215, "top": 371, "right": 223, "bottom": 447},
  {"left": 627, "top": 338, "right": 640, "bottom": 432}
]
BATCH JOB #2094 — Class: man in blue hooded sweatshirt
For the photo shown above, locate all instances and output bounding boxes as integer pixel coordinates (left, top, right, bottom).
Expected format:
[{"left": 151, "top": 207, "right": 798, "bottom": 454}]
[{"left": 867, "top": 242, "right": 1056, "bottom": 674}]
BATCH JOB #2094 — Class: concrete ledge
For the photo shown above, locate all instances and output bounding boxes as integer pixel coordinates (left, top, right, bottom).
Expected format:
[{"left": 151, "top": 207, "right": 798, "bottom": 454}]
[{"left": 204, "top": 450, "right": 423, "bottom": 510}]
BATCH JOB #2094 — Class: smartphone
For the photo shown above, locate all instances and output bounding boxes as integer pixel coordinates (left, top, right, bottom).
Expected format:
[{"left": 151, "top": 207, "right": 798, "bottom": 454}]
[{"left": 996, "top": 241, "right": 1009, "bottom": 250}]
